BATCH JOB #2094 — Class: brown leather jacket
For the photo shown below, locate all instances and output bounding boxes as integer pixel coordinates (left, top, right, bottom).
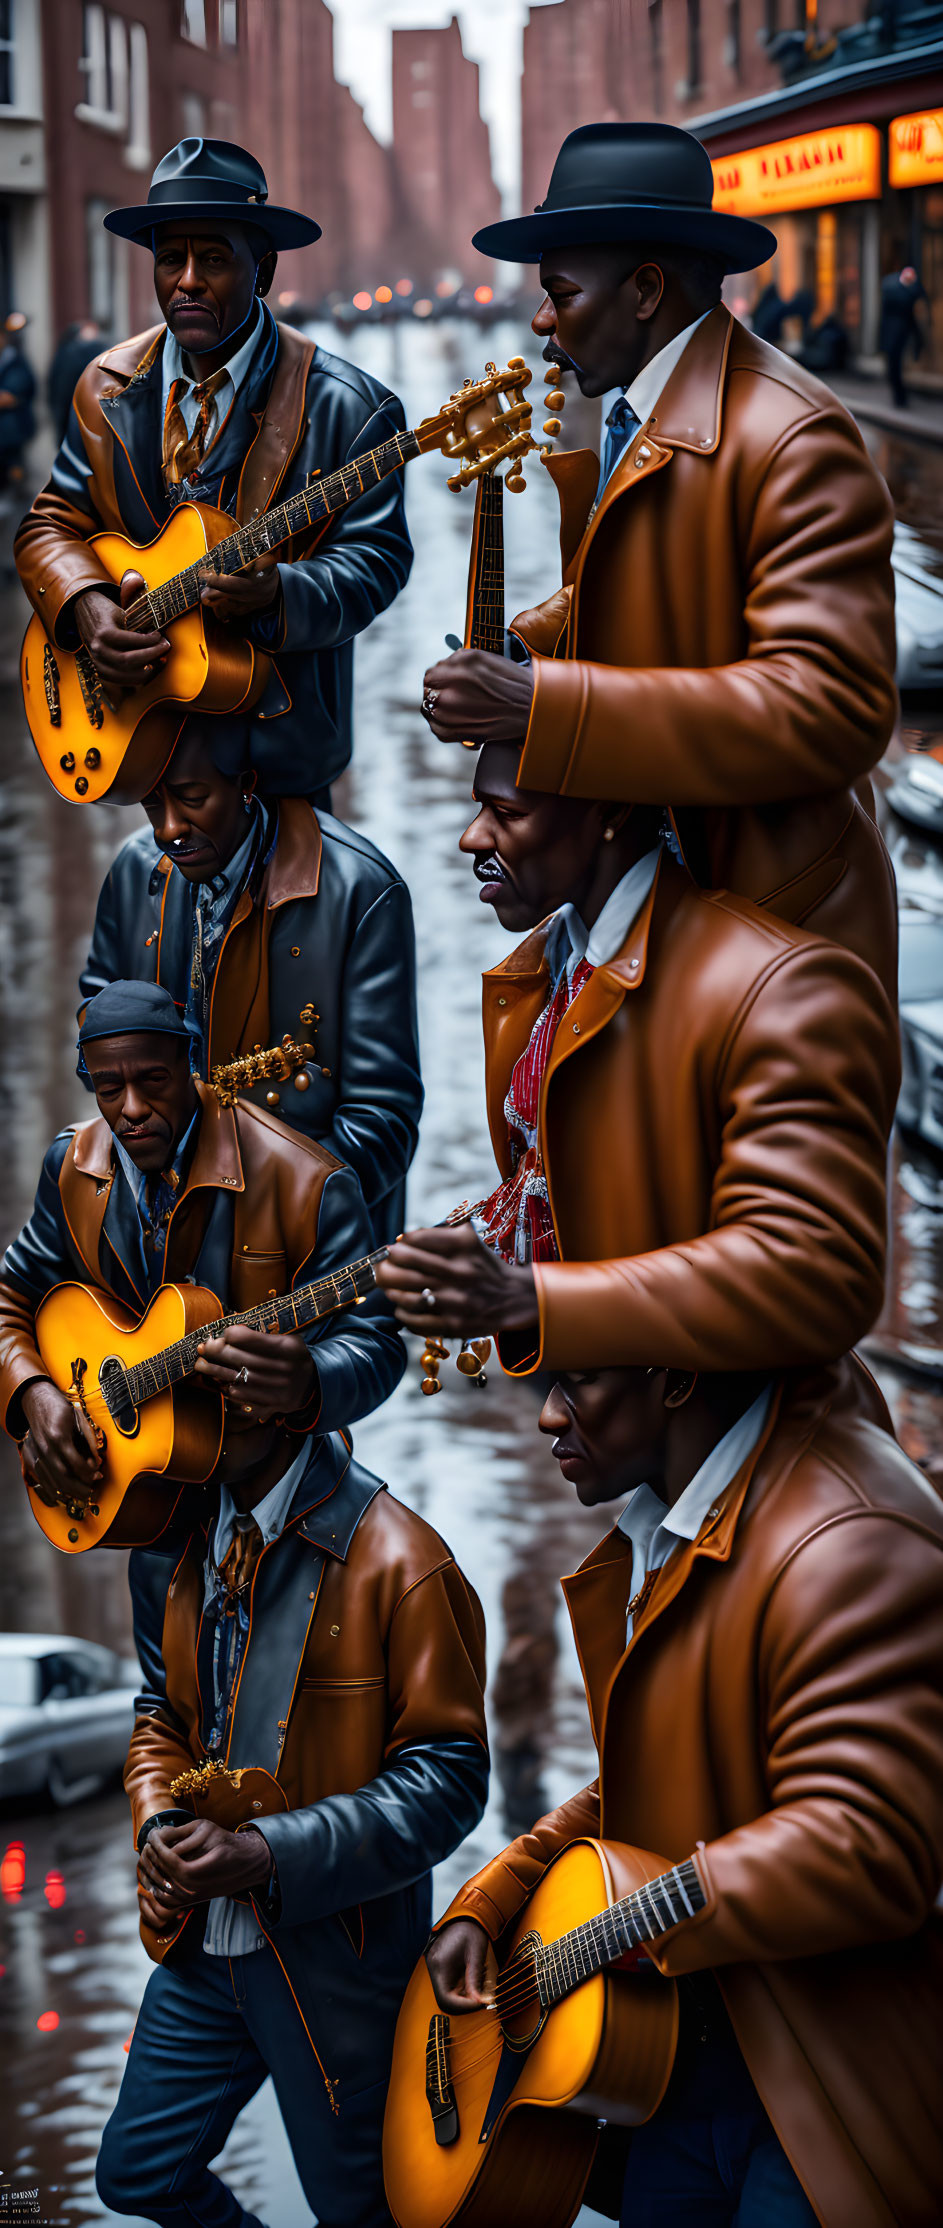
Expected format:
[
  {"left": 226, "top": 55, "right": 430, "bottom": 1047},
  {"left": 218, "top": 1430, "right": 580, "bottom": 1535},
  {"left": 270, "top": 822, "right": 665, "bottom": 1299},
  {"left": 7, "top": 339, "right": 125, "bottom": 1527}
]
[
  {"left": 512, "top": 308, "right": 898, "bottom": 997},
  {"left": 13, "top": 324, "right": 317, "bottom": 642},
  {"left": 441, "top": 1359, "right": 943, "bottom": 2228},
  {"left": 484, "top": 853, "right": 899, "bottom": 1375},
  {"left": 0, "top": 1082, "right": 403, "bottom": 1443}
]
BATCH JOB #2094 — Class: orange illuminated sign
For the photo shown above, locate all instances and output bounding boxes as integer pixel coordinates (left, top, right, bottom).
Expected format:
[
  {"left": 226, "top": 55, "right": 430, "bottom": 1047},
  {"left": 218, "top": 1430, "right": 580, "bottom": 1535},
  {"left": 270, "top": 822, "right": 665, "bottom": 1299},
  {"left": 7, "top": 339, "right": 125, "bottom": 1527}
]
[
  {"left": 712, "top": 125, "right": 881, "bottom": 218},
  {"left": 889, "top": 110, "right": 943, "bottom": 188}
]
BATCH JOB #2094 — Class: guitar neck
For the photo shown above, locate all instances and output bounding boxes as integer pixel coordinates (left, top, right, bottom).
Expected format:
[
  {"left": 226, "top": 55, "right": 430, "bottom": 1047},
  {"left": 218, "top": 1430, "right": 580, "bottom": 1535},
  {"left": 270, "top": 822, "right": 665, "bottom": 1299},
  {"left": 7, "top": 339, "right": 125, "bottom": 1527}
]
[
  {"left": 122, "top": 1248, "right": 388, "bottom": 1411},
  {"left": 125, "top": 427, "right": 424, "bottom": 635},
  {"left": 464, "top": 469, "right": 505, "bottom": 657},
  {"left": 539, "top": 1858, "right": 705, "bottom": 2010}
]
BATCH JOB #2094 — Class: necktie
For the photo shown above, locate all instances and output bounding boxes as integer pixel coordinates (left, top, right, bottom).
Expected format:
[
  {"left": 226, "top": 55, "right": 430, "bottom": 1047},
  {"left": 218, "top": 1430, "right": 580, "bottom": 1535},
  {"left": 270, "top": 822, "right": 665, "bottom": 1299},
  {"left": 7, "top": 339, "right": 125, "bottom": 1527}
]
[
  {"left": 597, "top": 395, "right": 641, "bottom": 499},
  {"left": 162, "top": 367, "right": 229, "bottom": 488},
  {"left": 217, "top": 1517, "right": 264, "bottom": 1606}
]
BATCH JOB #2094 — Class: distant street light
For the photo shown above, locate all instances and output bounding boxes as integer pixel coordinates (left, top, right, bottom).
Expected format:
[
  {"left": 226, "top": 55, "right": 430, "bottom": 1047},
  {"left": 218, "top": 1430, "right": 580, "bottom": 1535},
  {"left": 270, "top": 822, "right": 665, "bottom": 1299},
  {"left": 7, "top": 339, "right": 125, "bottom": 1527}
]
[
  {"left": 414, "top": 299, "right": 434, "bottom": 318},
  {"left": 395, "top": 279, "right": 413, "bottom": 296},
  {"left": 474, "top": 285, "right": 493, "bottom": 304},
  {"left": 375, "top": 286, "right": 393, "bottom": 304},
  {"left": 352, "top": 292, "right": 372, "bottom": 312}
]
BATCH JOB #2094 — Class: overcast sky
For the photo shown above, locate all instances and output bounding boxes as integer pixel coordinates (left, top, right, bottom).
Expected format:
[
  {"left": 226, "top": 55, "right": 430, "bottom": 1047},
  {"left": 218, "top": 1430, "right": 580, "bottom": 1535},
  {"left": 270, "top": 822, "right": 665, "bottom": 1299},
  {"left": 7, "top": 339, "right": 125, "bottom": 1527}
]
[{"left": 327, "top": 0, "right": 541, "bottom": 208}]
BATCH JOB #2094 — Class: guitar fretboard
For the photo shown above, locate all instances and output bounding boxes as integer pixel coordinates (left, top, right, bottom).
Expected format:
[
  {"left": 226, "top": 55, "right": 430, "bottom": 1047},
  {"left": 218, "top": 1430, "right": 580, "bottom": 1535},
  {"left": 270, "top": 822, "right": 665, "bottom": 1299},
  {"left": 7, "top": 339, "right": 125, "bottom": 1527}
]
[
  {"left": 538, "top": 1857, "right": 705, "bottom": 2009},
  {"left": 121, "top": 1248, "right": 387, "bottom": 1410},
  {"left": 465, "top": 469, "right": 505, "bottom": 659},
  {"left": 124, "top": 428, "right": 424, "bottom": 635}
]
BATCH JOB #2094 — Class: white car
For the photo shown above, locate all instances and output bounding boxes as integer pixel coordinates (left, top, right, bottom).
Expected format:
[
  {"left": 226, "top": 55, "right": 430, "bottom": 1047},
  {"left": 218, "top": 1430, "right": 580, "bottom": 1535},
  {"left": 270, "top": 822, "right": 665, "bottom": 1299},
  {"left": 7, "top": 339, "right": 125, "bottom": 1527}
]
[{"left": 0, "top": 1632, "right": 139, "bottom": 1807}]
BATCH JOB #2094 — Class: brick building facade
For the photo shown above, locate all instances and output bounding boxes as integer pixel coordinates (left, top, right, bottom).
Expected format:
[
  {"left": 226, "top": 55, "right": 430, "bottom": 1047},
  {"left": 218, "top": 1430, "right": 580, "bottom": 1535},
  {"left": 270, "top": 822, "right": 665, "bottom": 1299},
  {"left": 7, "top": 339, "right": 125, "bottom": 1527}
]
[{"left": 391, "top": 18, "right": 501, "bottom": 292}]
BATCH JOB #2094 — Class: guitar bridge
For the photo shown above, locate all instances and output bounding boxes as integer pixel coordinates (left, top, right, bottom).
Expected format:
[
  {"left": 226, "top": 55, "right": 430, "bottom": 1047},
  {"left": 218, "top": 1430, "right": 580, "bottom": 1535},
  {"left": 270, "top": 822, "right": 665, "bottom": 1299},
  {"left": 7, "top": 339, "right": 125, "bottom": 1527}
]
[
  {"left": 43, "top": 642, "right": 62, "bottom": 726},
  {"left": 425, "top": 2014, "right": 459, "bottom": 2146},
  {"left": 75, "top": 646, "right": 105, "bottom": 729}
]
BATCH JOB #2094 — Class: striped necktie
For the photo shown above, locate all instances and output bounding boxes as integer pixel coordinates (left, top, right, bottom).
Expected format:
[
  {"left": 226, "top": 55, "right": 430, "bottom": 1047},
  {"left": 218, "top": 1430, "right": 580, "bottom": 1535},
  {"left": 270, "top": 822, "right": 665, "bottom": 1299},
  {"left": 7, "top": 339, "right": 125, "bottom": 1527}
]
[
  {"left": 597, "top": 394, "right": 641, "bottom": 499},
  {"left": 162, "top": 367, "right": 229, "bottom": 488}
]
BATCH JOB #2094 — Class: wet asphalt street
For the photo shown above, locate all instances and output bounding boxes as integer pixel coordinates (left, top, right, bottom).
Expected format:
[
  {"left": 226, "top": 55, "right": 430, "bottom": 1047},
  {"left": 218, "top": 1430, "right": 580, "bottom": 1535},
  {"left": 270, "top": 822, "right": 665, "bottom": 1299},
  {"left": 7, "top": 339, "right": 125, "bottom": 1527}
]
[{"left": 0, "top": 316, "right": 941, "bottom": 2224}]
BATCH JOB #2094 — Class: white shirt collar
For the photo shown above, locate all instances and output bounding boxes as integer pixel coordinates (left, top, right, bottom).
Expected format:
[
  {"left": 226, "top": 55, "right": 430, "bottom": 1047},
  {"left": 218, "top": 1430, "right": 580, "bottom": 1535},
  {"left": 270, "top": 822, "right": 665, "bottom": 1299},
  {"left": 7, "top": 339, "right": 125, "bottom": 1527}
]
[
  {"left": 624, "top": 310, "right": 710, "bottom": 431},
  {"left": 546, "top": 845, "right": 661, "bottom": 981},
  {"left": 161, "top": 295, "right": 264, "bottom": 412},
  {"left": 616, "top": 1383, "right": 773, "bottom": 1635},
  {"left": 209, "top": 1438, "right": 311, "bottom": 1587}
]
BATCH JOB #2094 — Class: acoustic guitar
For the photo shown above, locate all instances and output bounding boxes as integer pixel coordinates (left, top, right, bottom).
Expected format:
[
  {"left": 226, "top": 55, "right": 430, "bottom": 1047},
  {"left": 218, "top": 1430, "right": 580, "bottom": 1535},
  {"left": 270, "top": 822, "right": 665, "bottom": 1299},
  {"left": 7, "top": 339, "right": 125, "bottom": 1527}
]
[
  {"left": 28, "top": 1247, "right": 385, "bottom": 1553},
  {"left": 383, "top": 1837, "right": 706, "bottom": 2228},
  {"left": 21, "top": 359, "right": 535, "bottom": 807}
]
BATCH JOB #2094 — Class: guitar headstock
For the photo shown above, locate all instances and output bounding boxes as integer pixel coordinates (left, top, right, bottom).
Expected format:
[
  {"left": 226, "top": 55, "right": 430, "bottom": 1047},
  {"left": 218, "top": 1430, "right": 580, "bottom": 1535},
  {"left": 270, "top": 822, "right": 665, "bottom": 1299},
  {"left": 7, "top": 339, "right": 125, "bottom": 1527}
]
[{"left": 416, "top": 359, "right": 549, "bottom": 494}]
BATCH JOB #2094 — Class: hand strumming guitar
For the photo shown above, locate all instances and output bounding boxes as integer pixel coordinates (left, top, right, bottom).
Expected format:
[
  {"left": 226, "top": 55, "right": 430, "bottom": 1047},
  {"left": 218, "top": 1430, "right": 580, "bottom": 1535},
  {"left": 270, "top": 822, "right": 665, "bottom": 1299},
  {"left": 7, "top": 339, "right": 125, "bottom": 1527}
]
[
  {"left": 75, "top": 570, "right": 170, "bottom": 689},
  {"left": 138, "top": 1818, "right": 272, "bottom": 1934},
  {"left": 420, "top": 647, "right": 534, "bottom": 743},
  {"left": 426, "top": 1919, "right": 498, "bottom": 2015},
  {"left": 20, "top": 1378, "right": 103, "bottom": 1508}
]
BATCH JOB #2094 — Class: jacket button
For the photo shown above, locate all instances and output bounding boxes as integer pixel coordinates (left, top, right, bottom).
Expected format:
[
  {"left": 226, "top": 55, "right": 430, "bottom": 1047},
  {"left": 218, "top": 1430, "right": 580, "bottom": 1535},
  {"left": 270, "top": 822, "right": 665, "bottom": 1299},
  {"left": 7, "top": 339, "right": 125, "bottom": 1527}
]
[
  {"left": 629, "top": 958, "right": 639, "bottom": 972},
  {"left": 290, "top": 946, "right": 300, "bottom": 957},
  {"left": 330, "top": 1624, "right": 340, "bottom": 1636},
  {"left": 497, "top": 997, "right": 507, "bottom": 1007},
  {"left": 572, "top": 1022, "right": 580, "bottom": 1034},
  {"left": 266, "top": 1090, "right": 280, "bottom": 1107},
  {"left": 309, "top": 1591, "right": 316, "bottom": 1600}
]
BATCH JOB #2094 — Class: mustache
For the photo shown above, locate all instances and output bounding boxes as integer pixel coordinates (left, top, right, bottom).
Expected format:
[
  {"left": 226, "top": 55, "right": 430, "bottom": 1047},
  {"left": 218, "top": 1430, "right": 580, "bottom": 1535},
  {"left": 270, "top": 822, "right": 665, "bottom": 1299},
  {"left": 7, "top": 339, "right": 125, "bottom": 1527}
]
[
  {"left": 542, "top": 340, "right": 581, "bottom": 376},
  {"left": 169, "top": 296, "right": 221, "bottom": 328},
  {"left": 473, "top": 853, "right": 510, "bottom": 887}
]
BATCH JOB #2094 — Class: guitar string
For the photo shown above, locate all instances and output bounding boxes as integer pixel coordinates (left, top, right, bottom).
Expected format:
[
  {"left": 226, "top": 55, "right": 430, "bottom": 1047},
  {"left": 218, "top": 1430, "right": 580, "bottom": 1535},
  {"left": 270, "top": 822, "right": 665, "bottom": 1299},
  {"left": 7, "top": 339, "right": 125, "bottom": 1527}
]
[{"left": 481, "top": 1867, "right": 700, "bottom": 2021}]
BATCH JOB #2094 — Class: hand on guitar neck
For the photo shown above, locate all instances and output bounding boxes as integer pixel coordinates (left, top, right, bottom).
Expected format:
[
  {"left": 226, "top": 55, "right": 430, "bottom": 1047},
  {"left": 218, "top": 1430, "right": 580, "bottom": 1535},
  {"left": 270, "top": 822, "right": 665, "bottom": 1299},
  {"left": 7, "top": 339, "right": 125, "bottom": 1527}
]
[
  {"left": 76, "top": 571, "right": 170, "bottom": 692},
  {"left": 195, "top": 549, "right": 281, "bottom": 626},
  {"left": 421, "top": 646, "right": 534, "bottom": 745}
]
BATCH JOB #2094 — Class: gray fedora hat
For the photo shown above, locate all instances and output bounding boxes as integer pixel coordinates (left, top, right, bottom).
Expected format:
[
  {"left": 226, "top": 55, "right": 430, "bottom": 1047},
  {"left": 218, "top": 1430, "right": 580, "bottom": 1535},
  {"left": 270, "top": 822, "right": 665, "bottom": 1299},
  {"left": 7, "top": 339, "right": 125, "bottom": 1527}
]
[
  {"left": 104, "top": 137, "right": 321, "bottom": 250},
  {"left": 474, "top": 122, "right": 775, "bottom": 274}
]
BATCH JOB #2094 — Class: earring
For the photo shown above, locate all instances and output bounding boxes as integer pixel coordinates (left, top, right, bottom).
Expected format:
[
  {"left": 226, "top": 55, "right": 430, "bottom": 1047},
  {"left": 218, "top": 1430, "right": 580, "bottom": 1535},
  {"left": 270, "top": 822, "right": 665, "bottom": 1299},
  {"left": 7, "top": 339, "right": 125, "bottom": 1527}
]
[{"left": 663, "top": 1370, "right": 698, "bottom": 1410}]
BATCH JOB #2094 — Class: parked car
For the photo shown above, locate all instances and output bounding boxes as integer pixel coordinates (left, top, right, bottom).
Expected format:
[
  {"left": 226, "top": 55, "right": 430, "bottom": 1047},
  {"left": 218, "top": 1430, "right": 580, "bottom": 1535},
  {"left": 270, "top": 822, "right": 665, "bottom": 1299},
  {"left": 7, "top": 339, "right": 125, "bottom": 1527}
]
[
  {"left": 897, "top": 905, "right": 943, "bottom": 1158},
  {"left": 892, "top": 524, "right": 943, "bottom": 693},
  {"left": 0, "top": 1633, "right": 138, "bottom": 1808}
]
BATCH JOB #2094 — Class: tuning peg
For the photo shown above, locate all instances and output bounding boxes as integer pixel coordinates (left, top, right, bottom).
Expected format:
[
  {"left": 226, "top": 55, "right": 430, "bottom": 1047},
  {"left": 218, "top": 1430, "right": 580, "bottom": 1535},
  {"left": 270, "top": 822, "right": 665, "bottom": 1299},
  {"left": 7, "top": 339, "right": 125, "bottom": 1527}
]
[
  {"left": 543, "top": 418, "right": 562, "bottom": 437},
  {"left": 505, "top": 470, "right": 526, "bottom": 493}
]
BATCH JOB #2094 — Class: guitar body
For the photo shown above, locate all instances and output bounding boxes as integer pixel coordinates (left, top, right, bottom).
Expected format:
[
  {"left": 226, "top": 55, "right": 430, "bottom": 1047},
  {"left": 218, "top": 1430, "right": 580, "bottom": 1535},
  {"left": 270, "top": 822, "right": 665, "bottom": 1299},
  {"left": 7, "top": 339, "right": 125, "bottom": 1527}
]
[
  {"left": 30, "top": 1281, "right": 225, "bottom": 1553},
  {"left": 21, "top": 504, "right": 270, "bottom": 805},
  {"left": 383, "top": 1840, "right": 680, "bottom": 2228}
]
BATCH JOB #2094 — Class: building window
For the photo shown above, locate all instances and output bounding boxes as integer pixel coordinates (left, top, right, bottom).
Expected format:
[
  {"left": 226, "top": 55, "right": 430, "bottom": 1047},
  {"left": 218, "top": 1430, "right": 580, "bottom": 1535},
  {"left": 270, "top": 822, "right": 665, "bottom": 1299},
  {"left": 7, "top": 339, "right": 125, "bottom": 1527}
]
[
  {"left": 87, "top": 196, "right": 116, "bottom": 324},
  {"left": 220, "top": 0, "right": 238, "bottom": 45},
  {"left": 686, "top": 0, "right": 701, "bottom": 92},
  {"left": 0, "top": 0, "right": 15, "bottom": 109},
  {"left": 181, "top": 0, "right": 206, "bottom": 45},
  {"left": 648, "top": 0, "right": 663, "bottom": 115},
  {"left": 125, "top": 22, "right": 150, "bottom": 167},
  {"left": 180, "top": 89, "right": 207, "bottom": 137},
  {"left": 725, "top": 0, "right": 741, "bottom": 73},
  {"left": 765, "top": 0, "right": 778, "bottom": 36},
  {"left": 78, "top": 4, "right": 128, "bottom": 130}
]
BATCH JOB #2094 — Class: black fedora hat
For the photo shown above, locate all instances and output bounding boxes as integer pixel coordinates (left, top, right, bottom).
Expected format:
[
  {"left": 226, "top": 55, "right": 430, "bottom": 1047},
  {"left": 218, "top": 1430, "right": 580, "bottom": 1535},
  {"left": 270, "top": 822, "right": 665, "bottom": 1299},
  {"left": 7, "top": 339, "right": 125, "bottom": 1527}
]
[
  {"left": 473, "top": 122, "right": 775, "bottom": 274},
  {"left": 104, "top": 137, "right": 321, "bottom": 251}
]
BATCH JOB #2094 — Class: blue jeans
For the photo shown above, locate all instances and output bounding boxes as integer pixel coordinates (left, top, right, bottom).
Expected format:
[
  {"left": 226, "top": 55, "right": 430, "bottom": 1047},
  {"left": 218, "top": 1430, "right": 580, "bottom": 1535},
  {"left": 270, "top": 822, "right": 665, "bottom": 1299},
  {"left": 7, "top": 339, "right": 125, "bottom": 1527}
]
[
  {"left": 97, "top": 1935, "right": 394, "bottom": 2228},
  {"left": 619, "top": 1982, "right": 819, "bottom": 2227}
]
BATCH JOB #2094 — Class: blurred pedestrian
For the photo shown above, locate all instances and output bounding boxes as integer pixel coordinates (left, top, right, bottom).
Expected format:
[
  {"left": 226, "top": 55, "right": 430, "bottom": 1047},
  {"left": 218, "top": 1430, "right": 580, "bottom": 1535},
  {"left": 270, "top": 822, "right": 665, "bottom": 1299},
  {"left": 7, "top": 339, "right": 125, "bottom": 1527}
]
[
  {"left": 798, "top": 308, "right": 849, "bottom": 374},
  {"left": 0, "top": 311, "right": 36, "bottom": 494},
  {"left": 750, "top": 279, "right": 788, "bottom": 344},
  {"left": 46, "top": 318, "right": 103, "bottom": 445},
  {"left": 880, "top": 264, "right": 928, "bottom": 409}
]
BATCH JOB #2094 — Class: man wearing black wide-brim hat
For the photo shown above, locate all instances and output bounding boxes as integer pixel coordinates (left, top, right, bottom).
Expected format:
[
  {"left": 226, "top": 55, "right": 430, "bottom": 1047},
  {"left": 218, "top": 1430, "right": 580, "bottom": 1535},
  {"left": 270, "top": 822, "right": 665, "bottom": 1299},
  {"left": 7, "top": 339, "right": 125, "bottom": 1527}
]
[
  {"left": 421, "top": 122, "right": 898, "bottom": 999},
  {"left": 15, "top": 139, "right": 413, "bottom": 801}
]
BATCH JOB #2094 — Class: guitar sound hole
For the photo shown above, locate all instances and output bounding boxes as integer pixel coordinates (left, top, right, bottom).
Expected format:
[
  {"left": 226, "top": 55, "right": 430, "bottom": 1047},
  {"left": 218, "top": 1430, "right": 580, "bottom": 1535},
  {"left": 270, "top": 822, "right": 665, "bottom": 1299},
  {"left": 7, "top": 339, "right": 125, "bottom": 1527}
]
[
  {"left": 498, "top": 1938, "right": 544, "bottom": 2052},
  {"left": 99, "top": 1355, "right": 139, "bottom": 1435}
]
